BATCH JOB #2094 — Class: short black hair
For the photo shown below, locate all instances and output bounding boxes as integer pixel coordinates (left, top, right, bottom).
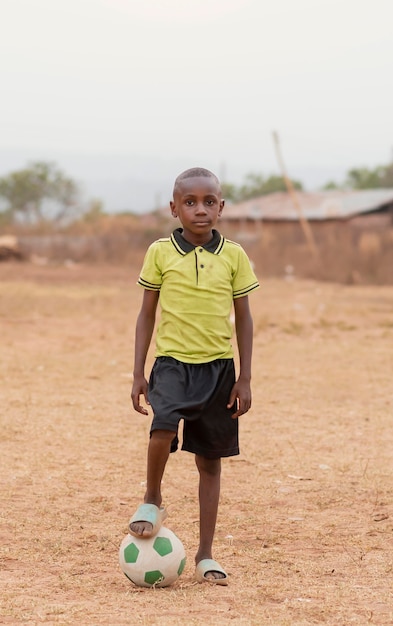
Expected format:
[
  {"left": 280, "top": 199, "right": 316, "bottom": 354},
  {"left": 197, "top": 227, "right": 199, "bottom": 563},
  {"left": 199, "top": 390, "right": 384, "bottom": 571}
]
[{"left": 173, "top": 167, "right": 220, "bottom": 195}]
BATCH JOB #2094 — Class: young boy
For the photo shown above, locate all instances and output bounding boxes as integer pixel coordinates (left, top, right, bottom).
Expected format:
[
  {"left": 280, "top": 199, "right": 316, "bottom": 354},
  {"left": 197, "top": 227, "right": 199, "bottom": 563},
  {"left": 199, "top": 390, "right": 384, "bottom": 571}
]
[{"left": 129, "top": 167, "right": 259, "bottom": 584}]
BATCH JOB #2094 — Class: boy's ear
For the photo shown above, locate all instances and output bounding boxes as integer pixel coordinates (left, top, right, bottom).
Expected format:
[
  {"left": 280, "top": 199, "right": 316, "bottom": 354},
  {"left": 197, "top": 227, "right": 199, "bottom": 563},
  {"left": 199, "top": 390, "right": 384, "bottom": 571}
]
[
  {"left": 170, "top": 200, "right": 177, "bottom": 218},
  {"left": 219, "top": 199, "right": 225, "bottom": 215}
]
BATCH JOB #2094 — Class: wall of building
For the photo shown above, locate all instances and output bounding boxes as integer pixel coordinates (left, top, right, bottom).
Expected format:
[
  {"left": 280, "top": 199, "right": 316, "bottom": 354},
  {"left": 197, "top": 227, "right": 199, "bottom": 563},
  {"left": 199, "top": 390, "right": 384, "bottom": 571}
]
[{"left": 220, "top": 213, "right": 393, "bottom": 284}]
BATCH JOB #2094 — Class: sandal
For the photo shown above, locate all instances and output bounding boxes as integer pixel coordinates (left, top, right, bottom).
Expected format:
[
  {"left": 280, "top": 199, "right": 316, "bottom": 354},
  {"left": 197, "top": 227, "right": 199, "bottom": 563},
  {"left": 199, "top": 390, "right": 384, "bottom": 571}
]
[
  {"left": 128, "top": 503, "right": 167, "bottom": 538},
  {"left": 195, "top": 559, "right": 228, "bottom": 585}
]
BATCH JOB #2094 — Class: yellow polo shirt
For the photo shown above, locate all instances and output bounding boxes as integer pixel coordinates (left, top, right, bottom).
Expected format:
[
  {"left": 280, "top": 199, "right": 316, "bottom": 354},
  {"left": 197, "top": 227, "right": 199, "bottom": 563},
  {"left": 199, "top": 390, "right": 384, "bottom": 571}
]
[{"left": 138, "top": 229, "right": 259, "bottom": 364}]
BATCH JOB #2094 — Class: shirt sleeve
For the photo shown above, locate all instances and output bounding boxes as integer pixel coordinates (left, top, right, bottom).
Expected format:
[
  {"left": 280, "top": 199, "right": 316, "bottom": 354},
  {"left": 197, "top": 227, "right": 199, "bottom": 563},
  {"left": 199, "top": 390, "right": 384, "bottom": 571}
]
[
  {"left": 232, "top": 246, "right": 260, "bottom": 299},
  {"left": 137, "top": 242, "right": 162, "bottom": 291}
]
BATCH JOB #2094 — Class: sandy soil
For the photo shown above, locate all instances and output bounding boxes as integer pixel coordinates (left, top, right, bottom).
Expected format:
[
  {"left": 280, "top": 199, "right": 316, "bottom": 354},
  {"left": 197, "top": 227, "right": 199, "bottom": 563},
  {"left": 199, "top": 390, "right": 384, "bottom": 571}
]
[{"left": 0, "top": 262, "right": 392, "bottom": 625}]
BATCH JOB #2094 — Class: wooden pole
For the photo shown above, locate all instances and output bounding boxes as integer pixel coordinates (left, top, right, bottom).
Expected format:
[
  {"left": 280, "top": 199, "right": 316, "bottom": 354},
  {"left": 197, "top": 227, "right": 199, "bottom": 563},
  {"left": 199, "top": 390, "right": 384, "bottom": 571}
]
[{"left": 272, "top": 131, "right": 319, "bottom": 260}]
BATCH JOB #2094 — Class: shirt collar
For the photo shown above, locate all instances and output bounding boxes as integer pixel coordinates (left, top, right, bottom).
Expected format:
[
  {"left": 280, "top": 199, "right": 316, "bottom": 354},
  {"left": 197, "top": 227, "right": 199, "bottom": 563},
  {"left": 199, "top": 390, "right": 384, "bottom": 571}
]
[{"left": 170, "top": 228, "right": 225, "bottom": 256}]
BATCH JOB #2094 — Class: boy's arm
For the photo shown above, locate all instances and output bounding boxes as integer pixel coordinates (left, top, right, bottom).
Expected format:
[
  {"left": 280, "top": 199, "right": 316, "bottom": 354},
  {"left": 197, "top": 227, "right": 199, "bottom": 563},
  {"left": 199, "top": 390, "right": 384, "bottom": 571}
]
[
  {"left": 227, "top": 295, "right": 254, "bottom": 419},
  {"left": 131, "top": 289, "right": 159, "bottom": 415}
]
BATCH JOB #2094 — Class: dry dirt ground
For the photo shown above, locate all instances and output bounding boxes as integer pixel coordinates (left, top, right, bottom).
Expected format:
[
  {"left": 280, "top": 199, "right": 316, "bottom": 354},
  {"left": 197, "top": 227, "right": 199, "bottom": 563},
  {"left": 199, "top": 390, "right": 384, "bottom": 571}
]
[{"left": 0, "top": 262, "right": 392, "bottom": 626}]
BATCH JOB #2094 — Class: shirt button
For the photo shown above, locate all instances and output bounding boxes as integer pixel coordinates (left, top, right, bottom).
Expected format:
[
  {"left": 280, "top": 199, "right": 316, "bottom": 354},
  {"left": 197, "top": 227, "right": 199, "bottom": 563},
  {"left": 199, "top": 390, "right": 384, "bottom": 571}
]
[
  {"left": 200, "top": 264, "right": 204, "bottom": 268},
  {"left": 199, "top": 248, "right": 203, "bottom": 252}
]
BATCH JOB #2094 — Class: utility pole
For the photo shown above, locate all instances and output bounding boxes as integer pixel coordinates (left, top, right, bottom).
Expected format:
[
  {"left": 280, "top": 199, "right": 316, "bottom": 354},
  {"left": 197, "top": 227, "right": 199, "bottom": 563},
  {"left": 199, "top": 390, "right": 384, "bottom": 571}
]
[{"left": 272, "top": 131, "right": 319, "bottom": 261}]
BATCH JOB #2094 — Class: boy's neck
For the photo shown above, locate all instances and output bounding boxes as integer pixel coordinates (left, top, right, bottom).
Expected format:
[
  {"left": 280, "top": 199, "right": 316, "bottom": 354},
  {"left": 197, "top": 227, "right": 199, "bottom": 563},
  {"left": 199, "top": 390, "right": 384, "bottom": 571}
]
[{"left": 179, "top": 228, "right": 215, "bottom": 247}]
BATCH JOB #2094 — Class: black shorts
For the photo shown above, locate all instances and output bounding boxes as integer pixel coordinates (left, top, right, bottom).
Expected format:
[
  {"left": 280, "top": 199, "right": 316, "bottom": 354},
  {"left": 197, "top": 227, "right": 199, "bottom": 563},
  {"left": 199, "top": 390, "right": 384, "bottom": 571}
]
[{"left": 148, "top": 356, "right": 239, "bottom": 459}]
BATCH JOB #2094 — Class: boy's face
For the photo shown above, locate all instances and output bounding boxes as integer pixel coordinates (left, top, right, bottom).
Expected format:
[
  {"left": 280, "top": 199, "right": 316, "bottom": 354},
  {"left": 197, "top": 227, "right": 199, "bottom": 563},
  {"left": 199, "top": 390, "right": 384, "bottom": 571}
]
[{"left": 170, "top": 176, "right": 224, "bottom": 245}]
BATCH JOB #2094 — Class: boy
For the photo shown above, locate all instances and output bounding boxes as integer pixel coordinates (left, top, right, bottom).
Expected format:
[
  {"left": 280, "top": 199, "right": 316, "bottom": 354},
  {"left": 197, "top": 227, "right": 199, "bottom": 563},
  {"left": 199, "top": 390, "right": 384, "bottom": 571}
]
[{"left": 129, "top": 167, "right": 259, "bottom": 584}]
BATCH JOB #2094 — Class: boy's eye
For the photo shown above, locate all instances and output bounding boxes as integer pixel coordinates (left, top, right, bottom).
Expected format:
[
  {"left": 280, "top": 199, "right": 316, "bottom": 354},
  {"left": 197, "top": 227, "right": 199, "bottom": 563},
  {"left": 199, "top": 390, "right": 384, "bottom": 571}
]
[
  {"left": 185, "top": 200, "right": 195, "bottom": 206},
  {"left": 205, "top": 200, "right": 214, "bottom": 206}
]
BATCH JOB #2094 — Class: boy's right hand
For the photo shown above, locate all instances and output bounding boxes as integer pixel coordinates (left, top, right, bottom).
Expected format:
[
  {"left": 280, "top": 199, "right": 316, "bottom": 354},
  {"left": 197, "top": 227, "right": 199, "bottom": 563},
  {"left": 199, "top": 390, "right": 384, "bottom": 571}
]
[{"left": 131, "top": 375, "right": 150, "bottom": 415}]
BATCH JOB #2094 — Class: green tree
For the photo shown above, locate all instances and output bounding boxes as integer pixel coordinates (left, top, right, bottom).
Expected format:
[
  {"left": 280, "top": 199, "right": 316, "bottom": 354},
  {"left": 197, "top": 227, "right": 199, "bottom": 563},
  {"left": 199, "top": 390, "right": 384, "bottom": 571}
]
[
  {"left": 221, "top": 173, "right": 303, "bottom": 203},
  {"left": 322, "top": 180, "right": 341, "bottom": 191},
  {"left": 325, "top": 161, "right": 393, "bottom": 191},
  {"left": 221, "top": 182, "right": 240, "bottom": 202},
  {"left": 345, "top": 167, "right": 384, "bottom": 190},
  {"left": 82, "top": 198, "right": 105, "bottom": 223},
  {"left": 238, "top": 173, "right": 302, "bottom": 201},
  {"left": 0, "top": 161, "right": 80, "bottom": 223},
  {"left": 380, "top": 163, "right": 393, "bottom": 187}
]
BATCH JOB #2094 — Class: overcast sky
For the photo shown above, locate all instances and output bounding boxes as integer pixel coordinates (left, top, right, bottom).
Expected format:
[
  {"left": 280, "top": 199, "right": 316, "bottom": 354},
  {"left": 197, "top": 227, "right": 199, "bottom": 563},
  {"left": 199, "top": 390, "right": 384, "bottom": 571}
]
[{"left": 1, "top": 0, "right": 392, "bottom": 212}]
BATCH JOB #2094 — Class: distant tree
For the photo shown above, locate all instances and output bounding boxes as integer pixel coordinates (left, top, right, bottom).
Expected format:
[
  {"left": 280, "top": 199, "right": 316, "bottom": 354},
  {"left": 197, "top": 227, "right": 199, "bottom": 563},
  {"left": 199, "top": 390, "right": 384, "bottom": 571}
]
[
  {"left": 325, "top": 161, "right": 393, "bottom": 191},
  {"left": 221, "top": 173, "right": 304, "bottom": 203},
  {"left": 82, "top": 198, "right": 105, "bottom": 222},
  {"left": 238, "top": 173, "right": 302, "bottom": 201},
  {"left": 260, "top": 174, "right": 302, "bottom": 195},
  {"left": 221, "top": 182, "right": 239, "bottom": 202},
  {"left": 0, "top": 204, "right": 13, "bottom": 226},
  {"left": 0, "top": 161, "right": 80, "bottom": 223},
  {"left": 379, "top": 163, "right": 393, "bottom": 187},
  {"left": 345, "top": 167, "right": 385, "bottom": 190},
  {"left": 322, "top": 180, "right": 341, "bottom": 191}
]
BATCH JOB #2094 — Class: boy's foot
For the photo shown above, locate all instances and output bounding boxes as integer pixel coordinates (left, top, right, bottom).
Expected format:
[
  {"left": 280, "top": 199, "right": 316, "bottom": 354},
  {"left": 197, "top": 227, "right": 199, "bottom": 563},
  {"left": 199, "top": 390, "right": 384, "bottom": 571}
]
[
  {"left": 195, "top": 559, "right": 228, "bottom": 585},
  {"left": 128, "top": 503, "right": 167, "bottom": 538}
]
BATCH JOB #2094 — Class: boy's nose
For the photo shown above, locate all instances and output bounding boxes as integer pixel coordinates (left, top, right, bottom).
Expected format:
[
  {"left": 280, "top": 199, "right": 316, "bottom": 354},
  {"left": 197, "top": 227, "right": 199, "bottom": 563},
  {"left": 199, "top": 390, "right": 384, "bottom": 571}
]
[{"left": 195, "top": 203, "right": 208, "bottom": 214}]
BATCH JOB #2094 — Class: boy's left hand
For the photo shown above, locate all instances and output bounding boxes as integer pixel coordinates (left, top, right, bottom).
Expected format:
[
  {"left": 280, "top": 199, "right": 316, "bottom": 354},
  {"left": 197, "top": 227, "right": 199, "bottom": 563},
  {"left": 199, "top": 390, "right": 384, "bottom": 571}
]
[{"left": 227, "top": 378, "right": 252, "bottom": 418}]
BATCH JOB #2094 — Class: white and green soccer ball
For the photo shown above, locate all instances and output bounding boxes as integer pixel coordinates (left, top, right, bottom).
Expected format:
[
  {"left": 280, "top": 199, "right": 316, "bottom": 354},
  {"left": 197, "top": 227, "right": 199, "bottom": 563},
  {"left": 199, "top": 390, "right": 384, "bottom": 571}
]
[{"left": 119, "top": 526, "right": 186, "bottom": 588}]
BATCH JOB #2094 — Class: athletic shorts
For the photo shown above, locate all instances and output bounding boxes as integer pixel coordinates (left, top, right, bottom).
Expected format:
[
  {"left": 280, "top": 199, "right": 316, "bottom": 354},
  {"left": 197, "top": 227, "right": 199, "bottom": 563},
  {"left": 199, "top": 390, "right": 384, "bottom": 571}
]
[{"left": 148, "top": 356, "right": 239, "bottom": 459}]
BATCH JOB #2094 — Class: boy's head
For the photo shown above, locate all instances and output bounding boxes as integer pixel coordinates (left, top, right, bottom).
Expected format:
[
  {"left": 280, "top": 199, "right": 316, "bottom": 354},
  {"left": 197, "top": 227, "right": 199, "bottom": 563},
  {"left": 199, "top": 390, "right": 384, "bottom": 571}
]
[
  {"left": 170, "top": 167, "right": 224, "bottom": 243},
  {"left": 173, "top": 167, "right": 221, "bottom": 198}
]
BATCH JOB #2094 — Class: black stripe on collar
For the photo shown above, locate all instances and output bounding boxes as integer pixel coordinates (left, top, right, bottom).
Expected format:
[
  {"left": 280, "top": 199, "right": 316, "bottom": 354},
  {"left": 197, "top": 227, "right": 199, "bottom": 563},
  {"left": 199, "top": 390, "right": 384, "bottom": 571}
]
[{"left": 170, "top": 228, "right": 224, "bottom": 256}]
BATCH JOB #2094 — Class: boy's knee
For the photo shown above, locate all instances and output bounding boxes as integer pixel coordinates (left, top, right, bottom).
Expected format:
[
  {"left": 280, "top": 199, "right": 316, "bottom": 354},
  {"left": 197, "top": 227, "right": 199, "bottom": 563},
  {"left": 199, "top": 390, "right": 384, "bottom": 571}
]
[
  {"left": 150, "top": 429, "right": 177, "bottom": 442},
  {"left": 195, "top": 455, "right": 221, "bottom": 476}
]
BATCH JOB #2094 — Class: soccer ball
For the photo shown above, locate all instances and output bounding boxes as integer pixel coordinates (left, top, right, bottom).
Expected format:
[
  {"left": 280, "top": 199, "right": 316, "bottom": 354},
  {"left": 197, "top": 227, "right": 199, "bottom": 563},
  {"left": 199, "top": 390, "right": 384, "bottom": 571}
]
[{"left": 119, "top": 526, "right": 186, "bottom": 588}]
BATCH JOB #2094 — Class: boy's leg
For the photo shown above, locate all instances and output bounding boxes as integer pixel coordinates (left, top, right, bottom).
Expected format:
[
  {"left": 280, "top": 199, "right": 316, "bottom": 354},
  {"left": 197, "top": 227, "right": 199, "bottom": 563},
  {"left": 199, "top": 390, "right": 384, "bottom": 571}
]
[
  {"left": 195, "top": 455, "right": 226, "bottom": 581},
  {"left": 130, "top": 429, "right": 175, "bottom": 537}
]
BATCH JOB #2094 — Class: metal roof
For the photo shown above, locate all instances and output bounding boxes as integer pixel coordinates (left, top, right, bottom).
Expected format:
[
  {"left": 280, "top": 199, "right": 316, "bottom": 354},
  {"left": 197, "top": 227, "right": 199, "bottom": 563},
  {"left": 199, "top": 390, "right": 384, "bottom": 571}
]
[{"left": 222, "top": 189, "right": 393, "bottom": 221}]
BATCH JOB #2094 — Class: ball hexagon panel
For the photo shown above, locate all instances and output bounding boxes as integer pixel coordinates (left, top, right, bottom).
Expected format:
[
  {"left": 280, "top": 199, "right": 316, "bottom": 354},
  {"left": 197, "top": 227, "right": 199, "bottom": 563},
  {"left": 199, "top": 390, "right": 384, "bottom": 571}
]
[
  {"left": 153, "top": 536, "right": 173, "bottom": 557},
  {"left": 144, "top": 570, "right": 165, "bottom": 585},
  {"left": 124, "top": 542, "right": 140, "bottom": 563}
]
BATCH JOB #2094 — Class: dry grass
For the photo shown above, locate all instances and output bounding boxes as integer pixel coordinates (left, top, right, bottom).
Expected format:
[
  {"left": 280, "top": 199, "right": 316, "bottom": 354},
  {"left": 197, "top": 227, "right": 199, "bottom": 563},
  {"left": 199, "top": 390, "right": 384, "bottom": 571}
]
[
  {"left": 0, "top": 262, "right": 392, "bottom": 625},
  {"left": 3, "top": 213, "right": 393, "bottom": 283}
]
